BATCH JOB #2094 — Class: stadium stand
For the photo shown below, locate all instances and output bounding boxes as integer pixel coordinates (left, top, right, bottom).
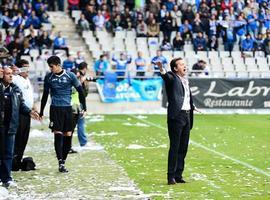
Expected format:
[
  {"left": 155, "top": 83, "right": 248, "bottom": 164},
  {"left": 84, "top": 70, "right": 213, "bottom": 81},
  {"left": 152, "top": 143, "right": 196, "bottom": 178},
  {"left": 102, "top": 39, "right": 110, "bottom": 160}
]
[{"left": 1, "top": 0, "right": 270, "bottom": 82}]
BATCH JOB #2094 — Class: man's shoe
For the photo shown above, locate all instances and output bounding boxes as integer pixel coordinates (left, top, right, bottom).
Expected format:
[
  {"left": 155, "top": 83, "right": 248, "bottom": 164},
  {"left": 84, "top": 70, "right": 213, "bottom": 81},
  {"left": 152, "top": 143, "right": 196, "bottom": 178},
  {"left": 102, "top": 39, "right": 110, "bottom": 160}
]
[
  {"left": 69, "top": 148, "right": 78, "bottom": 154},
  {"left": 175, "top": 177, "right": 186, "bottom": 183},
  {"left": 2, "top": 180, "right": 17, "bottom": 188},
  {"left": 58, "top": 164, "right": 69, "bottom": 173},
  {"left": 167, "top": 178, "right": 176, "bottom": 185}
]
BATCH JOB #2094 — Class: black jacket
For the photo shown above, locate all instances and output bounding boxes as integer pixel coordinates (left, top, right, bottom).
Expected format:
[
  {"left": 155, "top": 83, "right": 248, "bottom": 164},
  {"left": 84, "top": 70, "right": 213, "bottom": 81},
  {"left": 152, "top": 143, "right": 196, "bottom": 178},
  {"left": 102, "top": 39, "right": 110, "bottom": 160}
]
[
  {"left": 161, "top": 71, "right": 194, "bottom": 129},
  {"left": 4, "top": 83, "right": 31, "bottom": 135},
  {"left": 0, "top": 82, "right": 3, "bottom": 128}
]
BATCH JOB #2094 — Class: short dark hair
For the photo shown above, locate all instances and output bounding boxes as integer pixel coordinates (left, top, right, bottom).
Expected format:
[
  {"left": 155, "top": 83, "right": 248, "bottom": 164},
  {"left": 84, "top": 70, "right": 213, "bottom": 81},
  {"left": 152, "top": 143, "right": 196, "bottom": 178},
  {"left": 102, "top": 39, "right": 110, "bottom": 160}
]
[
  {"left": 78, "top": 62, "right": 88, "bottom": 70},
  {"left": 170, "top": 57, "right": 183, "bottom": 73},
  {"left": 47, "top": 55, "right": 61, "bottom": 66},
  {"left": 16, "top": 59, "right": 29, "bottom": 68}
]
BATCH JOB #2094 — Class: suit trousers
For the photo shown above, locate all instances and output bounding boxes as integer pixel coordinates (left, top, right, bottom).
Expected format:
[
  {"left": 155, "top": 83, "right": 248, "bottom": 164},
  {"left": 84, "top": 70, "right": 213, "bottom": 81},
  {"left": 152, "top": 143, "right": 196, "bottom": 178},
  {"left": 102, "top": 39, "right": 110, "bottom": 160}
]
[{"left": 167, "top": 112, "right": 190, "bottom": 180}]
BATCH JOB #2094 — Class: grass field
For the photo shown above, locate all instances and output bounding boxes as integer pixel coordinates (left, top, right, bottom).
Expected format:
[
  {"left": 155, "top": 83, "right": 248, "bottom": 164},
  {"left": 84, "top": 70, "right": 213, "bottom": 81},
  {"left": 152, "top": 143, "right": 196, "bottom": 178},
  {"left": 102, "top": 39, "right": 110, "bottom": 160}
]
[
  {"left": 89, "top": 114, "right": 270, "bottom": 199},
  {"left": 9, "top": 114, "right": 270, "bottom": 199}
]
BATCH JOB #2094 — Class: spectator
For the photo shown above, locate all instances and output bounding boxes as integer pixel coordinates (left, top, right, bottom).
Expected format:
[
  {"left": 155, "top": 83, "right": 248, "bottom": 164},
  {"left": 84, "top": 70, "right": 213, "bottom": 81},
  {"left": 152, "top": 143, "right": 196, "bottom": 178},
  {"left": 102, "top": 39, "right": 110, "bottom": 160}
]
[
  {"left": 63, "top": 55, "right": 75, "bottom": 71},
  {"left": 94, "top": 54, "right": 109, "bottom": 77},
  {"left": 151, "top": 50, "right": 168, "bottom": 76},
  {"left": 26, "top": 29, "right": 38, "bottom": 49},
  {"left": 192, "top": 60, "right": 209, "bottom": 77},
  {"left": 135, "top": 51, "right": 147, "bottom": 79},
  {"left": 192, "top": 13, "right": 204, "bottom": 35},
  {"left": 247, "top": 8, "right": 259, "bottom": 37},
  {"left": 179, "top": 19, "right": 193, "bottom": 41},
  {"left": 181, "top": 5, "right": 195, "bottom": 24},
  {"left": 53, "top": 31, "right": 69, "bottom": 56},
  {"left": 57, "top": 0, "right": 65, "bottom": 11},
  {"left": 147, "top": 0, "right": 160, "bottom": 17},
  {"left": 221, "top": 0, "right": 233, "bottom": 12},
  {"left": 264, "top": 40, "right": 270, "bottom": 56},
  {"left": 193, "top": 32, "right": 207, "bottom": 52},
  {"left": 161, "top": 11, "right": 173, "bottom": 41},
  {"left": 83, "top": 4, "right": 96, "bottom": 31},
  {"left": 93, "top": 10, "right": 106, "bottom": 31},
  {"left": 254, "top": 33, "right": 264, "bottom": 51},
  {"left": 136, "top": 19, "right": 147, "bottom": 37},
  {"left": 233, "top": 0, "right": 245, "bottom": 15},
  {"left": 173, "top": 32, "right": 185, "bottom": 51},
  {"left": 25, "top": 11, "right": 41, "bottom": 29},
  {"left": 37, "top": 30, "right": 52, "bottom": 54},
  {"left": 208, "top": 35, "right": 218, "bottom": 51},
  {"left": 68, "top": 0, "right": 79, "bottom": 13},
  {"left": 171, "top": 5, "right": 182, "bottom": 31},
  {"left": 78, "top": 13, "right": 90, "bottom": 31},
  {"left": 74, "top": 51, "right": 85, "bottom": 68},
  {"left": 147, "top": 18, "right": 160, "bottom": 37},
  {"left": 112, "top": 52, "right": 132, "bottom": 81},
  {"left": 241, "top": 34, "right": 254, "bottom": 51}
]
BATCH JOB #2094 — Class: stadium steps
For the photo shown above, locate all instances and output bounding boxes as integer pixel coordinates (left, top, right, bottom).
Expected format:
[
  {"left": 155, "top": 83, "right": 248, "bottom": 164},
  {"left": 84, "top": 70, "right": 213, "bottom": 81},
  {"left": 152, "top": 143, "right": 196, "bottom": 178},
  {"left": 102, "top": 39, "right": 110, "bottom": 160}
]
[{"left": 48, "top": 11, "right": 93, "bottom": 65}]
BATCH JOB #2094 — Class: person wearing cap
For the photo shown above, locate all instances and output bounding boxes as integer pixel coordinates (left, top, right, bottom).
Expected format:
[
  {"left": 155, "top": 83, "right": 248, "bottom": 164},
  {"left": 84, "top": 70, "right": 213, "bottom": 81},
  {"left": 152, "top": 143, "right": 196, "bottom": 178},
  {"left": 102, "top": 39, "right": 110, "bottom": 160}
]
[
  {"left": 0, "top": 67, "right": 39, "bottom": 188},
  {"left": 156, "top": 58, "right": 196, "bottom": 185},
  {"left": 12, "top": 59, "right": 35, "bottom": 171}
]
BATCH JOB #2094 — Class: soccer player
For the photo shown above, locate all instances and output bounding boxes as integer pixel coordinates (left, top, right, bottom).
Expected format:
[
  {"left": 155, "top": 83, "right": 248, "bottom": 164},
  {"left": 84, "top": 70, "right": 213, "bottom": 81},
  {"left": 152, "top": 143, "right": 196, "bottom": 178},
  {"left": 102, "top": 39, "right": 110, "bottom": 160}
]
[{"left": 39, "top": 56, "right": 86, "bottom": 173}]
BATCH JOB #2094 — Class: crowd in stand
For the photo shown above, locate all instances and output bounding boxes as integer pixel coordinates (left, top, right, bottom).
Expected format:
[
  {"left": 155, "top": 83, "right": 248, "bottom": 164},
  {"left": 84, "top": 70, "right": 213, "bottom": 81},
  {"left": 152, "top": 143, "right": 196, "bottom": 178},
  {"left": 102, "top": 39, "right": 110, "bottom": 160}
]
[
  {"left": 0, "top": 1, "right": 72, "bottom": 67},
  {"left": 73, "top": 0, "right": 270, "bottom": 56}
]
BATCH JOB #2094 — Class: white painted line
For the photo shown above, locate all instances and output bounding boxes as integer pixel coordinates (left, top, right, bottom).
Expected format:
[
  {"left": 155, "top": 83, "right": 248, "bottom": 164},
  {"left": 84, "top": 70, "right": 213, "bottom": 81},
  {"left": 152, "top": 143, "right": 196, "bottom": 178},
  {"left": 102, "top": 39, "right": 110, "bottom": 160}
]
[{"left": 132, "top": 116, "right": 270, "bottom": 178}]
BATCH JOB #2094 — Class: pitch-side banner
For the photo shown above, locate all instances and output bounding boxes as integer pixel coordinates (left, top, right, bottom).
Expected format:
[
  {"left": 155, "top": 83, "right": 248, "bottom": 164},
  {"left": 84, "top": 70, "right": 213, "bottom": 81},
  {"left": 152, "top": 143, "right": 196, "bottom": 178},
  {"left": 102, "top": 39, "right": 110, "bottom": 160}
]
[
  {"left": 189, "top": 78, "right": 270, "bottom": 109},
  {"left": 97, "top": 78, "right": 162, "bottom": 103}
]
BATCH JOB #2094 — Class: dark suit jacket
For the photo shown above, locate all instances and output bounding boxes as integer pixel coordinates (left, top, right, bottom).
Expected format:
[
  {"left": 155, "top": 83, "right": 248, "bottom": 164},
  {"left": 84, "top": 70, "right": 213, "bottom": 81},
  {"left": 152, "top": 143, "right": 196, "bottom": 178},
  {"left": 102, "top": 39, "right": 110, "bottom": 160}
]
[{"left": 161, "top": 71, "right": 194, "bottom": 129}]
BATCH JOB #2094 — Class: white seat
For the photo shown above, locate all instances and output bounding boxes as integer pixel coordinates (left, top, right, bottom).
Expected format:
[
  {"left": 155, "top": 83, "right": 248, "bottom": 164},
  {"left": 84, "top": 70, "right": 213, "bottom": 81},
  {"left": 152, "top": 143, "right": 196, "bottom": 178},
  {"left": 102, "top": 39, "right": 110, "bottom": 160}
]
[
  {"left": 29, "top": 49, "right": 40, "bottom": 59},
  {"left": 148, "top": 37, "right": 159, "bottom": 46},
  {"left": 126, "top": 30, "right": 136, "bottom": 39},
  {"left": 219, "top": 51, "right": 230, "bottom": 58},
  {"left": 115, "top": 30, "right": 126, "bottom": 39},
  {"left": 245, "top": 57, "right": 256, "bottom": 65},
  {"left": 221, "top": 57, "right": 233, "bottom": 65},
  {"left": 173, "top": 51, "right": 184, "bottom": 58}
]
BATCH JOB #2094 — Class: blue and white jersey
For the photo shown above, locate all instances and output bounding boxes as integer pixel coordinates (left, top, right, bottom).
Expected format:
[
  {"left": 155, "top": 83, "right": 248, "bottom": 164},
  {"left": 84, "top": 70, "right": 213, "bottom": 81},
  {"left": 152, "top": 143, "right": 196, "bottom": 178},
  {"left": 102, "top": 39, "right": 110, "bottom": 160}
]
[{"left": 44, "top": 70, "right": 80, "bottom": 107}]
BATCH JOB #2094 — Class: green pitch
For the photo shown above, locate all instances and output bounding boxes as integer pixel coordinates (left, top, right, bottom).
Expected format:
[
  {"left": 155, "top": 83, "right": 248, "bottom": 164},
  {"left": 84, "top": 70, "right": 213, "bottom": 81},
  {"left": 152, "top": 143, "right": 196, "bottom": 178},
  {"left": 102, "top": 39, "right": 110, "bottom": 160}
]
[{"left": 90, "top": 114, "right": 270, "bottom": 199}]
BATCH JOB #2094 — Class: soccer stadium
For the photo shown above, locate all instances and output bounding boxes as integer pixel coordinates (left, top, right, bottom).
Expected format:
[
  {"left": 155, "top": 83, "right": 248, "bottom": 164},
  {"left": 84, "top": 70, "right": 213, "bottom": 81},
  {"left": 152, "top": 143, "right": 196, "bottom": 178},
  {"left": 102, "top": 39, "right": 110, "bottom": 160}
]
[{"left": 0, "top": 0, "right": 269, "bottom": 199}]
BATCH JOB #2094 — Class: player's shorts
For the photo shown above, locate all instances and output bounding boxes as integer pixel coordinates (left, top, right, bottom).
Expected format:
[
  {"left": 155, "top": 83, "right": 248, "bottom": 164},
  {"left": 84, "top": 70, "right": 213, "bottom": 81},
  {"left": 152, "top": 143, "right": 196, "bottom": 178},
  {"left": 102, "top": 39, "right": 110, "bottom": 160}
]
[{"left": 49, "top": 106, "right": 72, "bottom": 132}]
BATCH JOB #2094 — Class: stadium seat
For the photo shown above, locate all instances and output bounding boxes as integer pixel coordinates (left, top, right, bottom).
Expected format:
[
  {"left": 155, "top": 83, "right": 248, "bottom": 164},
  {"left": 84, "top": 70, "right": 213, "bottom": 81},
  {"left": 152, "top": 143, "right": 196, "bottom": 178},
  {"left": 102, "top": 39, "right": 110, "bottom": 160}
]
[
  {"left": 219, "top": 51, "right": 230, "bottom": 58},
  {"left": 115, "top": 30, "right": 126, "bottom": 39},
  {"left": 173, "top": 51, "right": 184, "bottom": 58}
]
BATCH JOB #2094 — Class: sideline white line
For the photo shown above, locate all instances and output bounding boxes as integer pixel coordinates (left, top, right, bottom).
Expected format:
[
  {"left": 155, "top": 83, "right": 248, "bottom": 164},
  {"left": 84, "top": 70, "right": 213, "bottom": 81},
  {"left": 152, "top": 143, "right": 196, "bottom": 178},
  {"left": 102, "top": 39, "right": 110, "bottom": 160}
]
[{"left": 132, "top": 116, "right": 270, "bottom": 178}]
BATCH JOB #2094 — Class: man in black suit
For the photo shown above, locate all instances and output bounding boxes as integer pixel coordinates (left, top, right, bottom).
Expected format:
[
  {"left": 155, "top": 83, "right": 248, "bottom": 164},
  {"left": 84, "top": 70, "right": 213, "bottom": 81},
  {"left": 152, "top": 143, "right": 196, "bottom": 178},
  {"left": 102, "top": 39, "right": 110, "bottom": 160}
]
[{"left": 156, "top": 58, "right": 195, "bottom": 185}]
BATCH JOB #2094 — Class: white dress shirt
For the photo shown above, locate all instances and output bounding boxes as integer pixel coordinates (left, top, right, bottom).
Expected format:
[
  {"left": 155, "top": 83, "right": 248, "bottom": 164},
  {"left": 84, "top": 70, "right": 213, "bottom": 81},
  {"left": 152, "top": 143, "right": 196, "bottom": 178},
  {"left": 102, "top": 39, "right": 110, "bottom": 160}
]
[
  {"left": 13, "top": 75, "right": 34, "bottom": 109},
  {"left": 178, "top": 76, "right": 191, "bottom": 111}
]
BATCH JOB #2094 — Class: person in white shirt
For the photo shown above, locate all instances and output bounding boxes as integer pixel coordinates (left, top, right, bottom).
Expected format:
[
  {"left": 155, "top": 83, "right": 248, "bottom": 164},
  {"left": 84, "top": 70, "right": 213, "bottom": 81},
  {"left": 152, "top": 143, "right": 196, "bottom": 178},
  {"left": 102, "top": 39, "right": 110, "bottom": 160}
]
[{"left": 12, "top": 59, "right": 35, "bottom": 171}]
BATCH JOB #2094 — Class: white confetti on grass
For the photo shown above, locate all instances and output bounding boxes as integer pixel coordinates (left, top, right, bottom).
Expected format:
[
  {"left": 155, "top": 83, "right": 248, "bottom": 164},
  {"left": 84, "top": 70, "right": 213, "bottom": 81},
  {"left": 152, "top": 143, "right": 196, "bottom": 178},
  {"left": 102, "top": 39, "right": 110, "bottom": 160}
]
[
  {"left": 86, "top": 115, "right": 105, "bottom": 122},
  {"left": 126, "top": 144, "right": 167, "bottom": 149},
  {"left": 29, "top": 129, "right": 50, "bottom": 138},
  {"left": 127, "top": 144, "right": 146, "bottom": 149},
  {"left": 90, "top": 131, "right": 118, "bottom": 136},
  {"left": 0, "top": 187, "right": 9, "bottom": 199},
  {"left": 122, "top": 122, "right": 150, "bottom": 127}
]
